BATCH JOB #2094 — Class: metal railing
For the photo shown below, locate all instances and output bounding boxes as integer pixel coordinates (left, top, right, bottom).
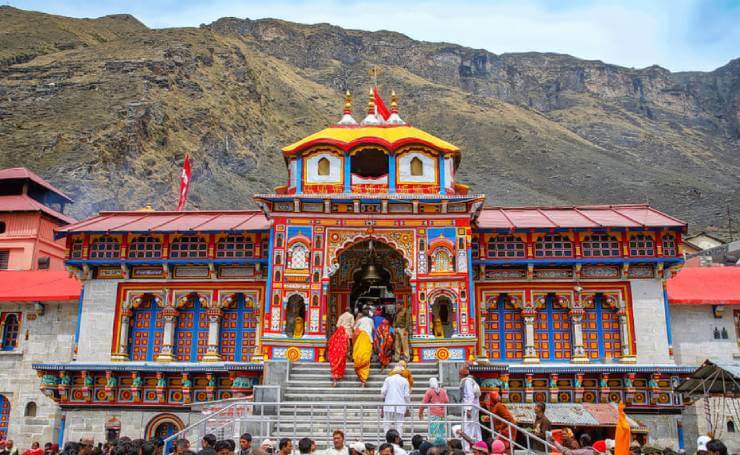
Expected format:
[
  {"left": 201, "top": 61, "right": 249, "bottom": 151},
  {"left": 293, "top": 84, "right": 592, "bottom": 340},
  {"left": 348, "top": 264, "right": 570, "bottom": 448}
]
[{"left": 165, "top": 401, "right": 558, "bottom": 454}]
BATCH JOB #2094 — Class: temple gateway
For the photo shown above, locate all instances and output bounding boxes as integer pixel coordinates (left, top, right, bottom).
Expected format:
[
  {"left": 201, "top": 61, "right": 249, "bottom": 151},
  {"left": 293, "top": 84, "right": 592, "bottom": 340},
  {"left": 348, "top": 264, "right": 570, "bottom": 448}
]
[{"left": 34, "top": 90, "right": 692, "bottom": 445}]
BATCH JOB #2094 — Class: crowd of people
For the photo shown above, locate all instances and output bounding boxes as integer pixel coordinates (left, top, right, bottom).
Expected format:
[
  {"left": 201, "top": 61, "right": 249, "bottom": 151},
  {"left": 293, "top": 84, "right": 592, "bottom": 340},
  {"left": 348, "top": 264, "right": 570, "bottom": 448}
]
[{"left": 4, "top": 430, "right": 726, "bottom": 455}]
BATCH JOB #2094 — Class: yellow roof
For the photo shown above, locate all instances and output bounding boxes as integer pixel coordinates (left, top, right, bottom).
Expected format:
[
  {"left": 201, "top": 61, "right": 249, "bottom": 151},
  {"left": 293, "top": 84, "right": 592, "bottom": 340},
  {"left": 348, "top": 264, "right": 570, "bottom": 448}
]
[{"left": 282, "top": 125, "right": 460, "bottom": 155}]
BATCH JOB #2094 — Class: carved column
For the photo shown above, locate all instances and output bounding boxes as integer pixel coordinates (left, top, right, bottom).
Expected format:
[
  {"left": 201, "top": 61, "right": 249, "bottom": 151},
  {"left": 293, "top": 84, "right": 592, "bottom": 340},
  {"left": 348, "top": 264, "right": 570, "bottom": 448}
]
[
  {"left": 522, "top": 307, "right": 539, "bottom": 364},
  {"left": 202, "top": 308, "right": 223, "bottom": 362},
  {"left": 156, "top": 307, "right": 178, "bottom": 362},
  {"left": 549, "top": 373, "right": 559, "bottom": 403},
  {"left": 617, "top": 296, "right": 636, "bottom": 363},
  {"left": 570, "top": 307, "right": 588, "bottom": 363},
  {"left": 112, "top": 309, "right": 133, "bottom": 361}
]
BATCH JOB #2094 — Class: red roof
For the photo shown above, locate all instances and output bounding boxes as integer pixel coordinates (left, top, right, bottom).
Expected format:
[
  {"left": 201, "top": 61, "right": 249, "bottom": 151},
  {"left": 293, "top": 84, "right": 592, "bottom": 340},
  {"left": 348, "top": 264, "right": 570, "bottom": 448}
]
[
  {"left": 667, "top": 267, "right": 740, "bottom": 305},
  {"left": 0, "top": 194, "right": 76, "bottom": 224},
  {"left": 0, "top": 271, "right": 81, "bottom": 302},
  {"left": 57, "top": 210, "right": 270, "bottom": 235},
  {"left": 0, "top": 167, "right": 72, "bottom": 202},
  {"left": 477, "top": 204, "right": 686, "bottom": 230}
]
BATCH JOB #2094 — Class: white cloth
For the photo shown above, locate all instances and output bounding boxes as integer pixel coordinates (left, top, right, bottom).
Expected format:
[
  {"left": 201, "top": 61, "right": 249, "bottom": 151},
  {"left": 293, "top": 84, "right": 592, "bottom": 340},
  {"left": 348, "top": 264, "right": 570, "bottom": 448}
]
[
  {"left": 382, "top": 373, "right": 410, "bottom": 414},
  {"left": 324, "top": 447, "right": 349, "bottom": 455},
  {"left": 354, "top": 315, "right": 374, "bottom": 339},
  {"left": 383, "top": 411, "right": 406, "bottom": 439},
  {"left": 460, "top": 376, "right": 481, "bottom": 449},
  {"left": 392, "top": 443, "right": 408, "bottom": 455},
  {"left": 337, "top": 312, "right": 355, "bottom": 335}
]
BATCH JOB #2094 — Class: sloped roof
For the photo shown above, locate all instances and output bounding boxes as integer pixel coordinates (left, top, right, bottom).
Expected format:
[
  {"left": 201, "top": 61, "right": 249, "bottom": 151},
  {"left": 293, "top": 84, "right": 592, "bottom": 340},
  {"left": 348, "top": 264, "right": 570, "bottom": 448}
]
[
  {"left": 675, "top": 359, "right": 740, "bottom": 395},
  {"left": 0, "top": 194, "right": 76, "bottom": 224},
  {"left": 477, "top": 204, "right": 687, "bottom": 230},
  {"left": 0, "top": 271, "right": 81, "bottom": 302},
  {"left": 282, "top": 124, "right": 460, "bottom": 155},
  {"left": 667, "top": 267, "right": 740, "bottom": 305},
  {"left": 56, "top": 210, "right": 270, "bottom": 236},
  {"left": 506, "top": 403, "right": 644, "bottom": 430},
  {"left": 0, "top": 167, "right": 72, "bottom": 202}
]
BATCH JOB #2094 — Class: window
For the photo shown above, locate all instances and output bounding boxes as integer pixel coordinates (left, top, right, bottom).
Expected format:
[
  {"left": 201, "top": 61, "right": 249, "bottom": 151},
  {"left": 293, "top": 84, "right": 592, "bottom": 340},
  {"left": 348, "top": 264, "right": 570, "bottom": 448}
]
[
  {"left": 487, "top": 235, "right": 525, "bottom": 258},
  {"left": 24, "top": 402, "right": 36, "bottom": 417},
  {"left": 220, "top": 294, "right": 258, "bottom": 362},
  {"left": 535, "top": 235, "right": 573, "bottom": 257},
  {"left": 0, "top": 222, "right": 5, "bottom": 234},
  {"left": 0, "top": 250, "right": 8, "bottom": 270},
  {"left": 174, "top": 295, "right": 209, "bottom": 362},
  {"left": 534, "top": 294, "right": 572, "bottom": 361},
  {"left": 629, "top": 234, "right": 654, "bottom": 256},
  {"left": 582, "top": 294, "right": 622, "bottom": 360},
  {"left": 1, "top": 313, "right": 20, "bottom": 351},
  {"left": 662, "top": 234, "right": 677, "bottom": 256},
  {"left": 90, "top": 236, "right": 120, "bottom": 260},
  {"left": 430, "top": 248, "right": 454, "bottom": 272},
  {"left": 128, "top": 296, "right": 164, "bottom": 361},
  {"left": 287, "top": 243, "right": 309, "bottom": 269},
  {"left": 128, "top": 236, "right": 162, "bottom": 259},
  {"left": 317, "top": 157, "right": 330, "bottom": 176},
  {"left": 410, "top": 157, "right": 423, "bottom": 176},
  {"left": 728, "top": 419, "right": 736, "bottom": 433},
  {"left": 170, "top": 236, "right": 207, "bottom": 259},
  {"left": 484, "top": 295, "right": 524, "bottom": 360},
  {"left": 70, "top": 240, "right": 84, "bottom": 259},
  {"left": 216, "top": 235, "right": 254, "bottom": 258},
  {"left": 582, "top": 234, "right": 620, "bottom": 257}
]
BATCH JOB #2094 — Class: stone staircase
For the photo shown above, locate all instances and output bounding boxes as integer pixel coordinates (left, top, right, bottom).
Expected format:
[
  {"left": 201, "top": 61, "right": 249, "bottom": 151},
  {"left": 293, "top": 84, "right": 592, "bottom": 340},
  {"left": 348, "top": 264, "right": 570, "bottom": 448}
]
[{"left": 276, "top": 361, "right": 453, "bottom": 446}]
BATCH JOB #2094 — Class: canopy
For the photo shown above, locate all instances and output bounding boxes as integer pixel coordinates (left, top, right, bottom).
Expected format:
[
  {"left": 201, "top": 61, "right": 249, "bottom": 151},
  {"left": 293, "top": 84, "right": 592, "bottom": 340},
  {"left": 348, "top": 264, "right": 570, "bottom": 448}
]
[
  {"left": 667, "top": 267, "right": 740, "bottom": 305},
  {"left": 505, "top": 403, "right": 645, "bottom": 431},
  {"left": 675, "top": 359, "right": 740, "bottom": 395},
  {"left": 0, "top": 271, "right": 81, "bottom": 302}
]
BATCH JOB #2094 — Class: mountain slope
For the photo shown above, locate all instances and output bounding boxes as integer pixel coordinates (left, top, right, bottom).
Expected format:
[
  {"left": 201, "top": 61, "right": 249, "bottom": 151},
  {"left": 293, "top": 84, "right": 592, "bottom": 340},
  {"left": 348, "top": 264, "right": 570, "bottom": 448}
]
[{"left": 0, "top": 7, "right": 737, "bottom": 233}]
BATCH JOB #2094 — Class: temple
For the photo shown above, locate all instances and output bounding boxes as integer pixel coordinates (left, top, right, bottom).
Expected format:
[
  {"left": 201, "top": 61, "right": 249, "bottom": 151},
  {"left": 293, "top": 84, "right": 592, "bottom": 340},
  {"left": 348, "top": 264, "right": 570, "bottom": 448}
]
[{"left": 33, "top": 90, "right": 693, "bottom": 444}]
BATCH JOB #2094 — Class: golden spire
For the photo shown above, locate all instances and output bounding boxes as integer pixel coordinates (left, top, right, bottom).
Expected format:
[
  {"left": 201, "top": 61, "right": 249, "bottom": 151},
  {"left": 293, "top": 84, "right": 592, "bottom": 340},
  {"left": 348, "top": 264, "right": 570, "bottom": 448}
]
[
  {"left": 367, "top": 88, "right": 375, "bottom": 115},
  {"left": 343, "top": 90, "right": 352, "bottom": 114},
  {"left": 391, "top": 90, "right": 398, "bottom": 113}
]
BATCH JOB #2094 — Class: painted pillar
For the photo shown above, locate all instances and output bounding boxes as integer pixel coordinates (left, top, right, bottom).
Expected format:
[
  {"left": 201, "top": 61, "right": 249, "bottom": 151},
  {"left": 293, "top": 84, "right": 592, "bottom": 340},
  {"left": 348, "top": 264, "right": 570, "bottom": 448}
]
[
  {"left": 522, "top": 307, "right": 539, "bottom": 364},
  {"left": 343, "top": 152, "right": 351, "bottom": 192},
  {"left": 156, "top": 306, "right": 178, "bottom": 362},
  {"left": 113, "top": 309, "right": 132, "bottom": 361},
  {"left": 296, "top": 154, "right": 303, "bottom": 194},
  {"left": 438, "top": 155, "right": 446, "bottom": 194},
  {"left": 202, "top": 308, "right": 222, "bottom": 362},
  {"left": 570, "top": 308, "right": 588, "bottom": 363},
  {"left": 388, "top": 153, "right": 396, "bottom": 193}
]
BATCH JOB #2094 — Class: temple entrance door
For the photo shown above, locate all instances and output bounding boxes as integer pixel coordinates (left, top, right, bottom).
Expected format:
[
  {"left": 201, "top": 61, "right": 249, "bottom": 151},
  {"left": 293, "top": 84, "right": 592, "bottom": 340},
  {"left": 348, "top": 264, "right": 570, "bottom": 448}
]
[
  {"left": 431, "top": 296, "right": 455, "bottom": 338},
  {"left": 285, "top": 295, "right": 306, "bottom": 338}
]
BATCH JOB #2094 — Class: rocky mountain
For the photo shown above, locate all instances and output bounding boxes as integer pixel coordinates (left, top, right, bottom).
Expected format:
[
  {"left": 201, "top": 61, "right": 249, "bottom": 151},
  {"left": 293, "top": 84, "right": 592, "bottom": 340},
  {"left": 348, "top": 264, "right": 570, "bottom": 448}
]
[{"left": 0, "top": 6, "right": 738, "bottom": 234}]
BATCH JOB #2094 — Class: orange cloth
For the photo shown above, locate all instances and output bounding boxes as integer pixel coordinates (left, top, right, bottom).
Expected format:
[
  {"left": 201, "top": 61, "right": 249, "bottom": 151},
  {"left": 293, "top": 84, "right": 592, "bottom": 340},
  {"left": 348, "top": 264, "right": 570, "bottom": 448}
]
[
  {"left": 328, "top": 326, "right": 348, "bottom": 380},
  {"left": 353, "top": 329, "right": 372, "bottom": 382},
  {"left": 615, "top": 401, "right": 631, "bottom": 455},
  {"left": 374, "top": 320, "right": 394, "bottom": 368}
]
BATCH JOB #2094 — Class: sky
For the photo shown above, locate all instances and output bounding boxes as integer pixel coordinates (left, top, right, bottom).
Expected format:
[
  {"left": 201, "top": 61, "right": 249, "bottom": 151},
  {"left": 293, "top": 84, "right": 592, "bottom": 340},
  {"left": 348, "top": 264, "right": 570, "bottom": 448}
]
[{"left": 6, "top": 0, "right": 739, "bottom": 72}]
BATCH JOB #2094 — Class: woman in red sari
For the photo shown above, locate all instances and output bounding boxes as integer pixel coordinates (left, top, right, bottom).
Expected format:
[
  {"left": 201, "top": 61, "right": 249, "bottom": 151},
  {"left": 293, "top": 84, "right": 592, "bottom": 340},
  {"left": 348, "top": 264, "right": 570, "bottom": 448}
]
[
  {"left": 327, "top": 326, "right": 348, "bottom": 387},
  {"left": 373, "top": 319, "right": 394, "bottom": 372}
]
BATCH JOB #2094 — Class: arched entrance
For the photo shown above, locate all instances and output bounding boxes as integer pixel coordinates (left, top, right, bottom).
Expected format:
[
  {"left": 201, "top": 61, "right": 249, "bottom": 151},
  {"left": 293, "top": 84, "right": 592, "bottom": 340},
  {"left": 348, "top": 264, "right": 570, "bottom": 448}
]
[
  {"left": 431, "top": 296, "right": 455, "bottom": 338},
  {"left": 146, "top": 414, "right": 184, "bottom": 453},
  {"left": 328, "top": 239, "right": 410, "bottom": 326},
  {"left": 285, "top": 294, "right": 306, "bottom": 338}
]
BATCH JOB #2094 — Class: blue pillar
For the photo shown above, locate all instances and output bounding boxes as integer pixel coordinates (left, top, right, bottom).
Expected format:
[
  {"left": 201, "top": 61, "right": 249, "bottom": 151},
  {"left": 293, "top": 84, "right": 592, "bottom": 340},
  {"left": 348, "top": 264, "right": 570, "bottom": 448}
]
[
  {"left": 344, "top": 152, "right": 351, "bottom": 193},
  {"left": 677, "top": 420, "right": 685, "bottom": 450},
  {"left": 264, "top": 228, "right": 275, "bottom": 315},
  {"left": 74, "top": 287, "right": 85, "bottom": 348},
  {"left": 467, "top": 244, "right": 475, "bottom": 333},
  {"left": 57, "top": 414, "right": 66, "bottom": 447},
  {"left": 663, "top": 282, "right": 673, "bottom": 348},
  {"left": 438, "top": 155, "right": 446, "bottom": 194},
  {"left": 388, "top": 153, "right": 396, "bottom": 193},
  {"left": 295, "top": 155, "right": 303, "bottom": 194}
]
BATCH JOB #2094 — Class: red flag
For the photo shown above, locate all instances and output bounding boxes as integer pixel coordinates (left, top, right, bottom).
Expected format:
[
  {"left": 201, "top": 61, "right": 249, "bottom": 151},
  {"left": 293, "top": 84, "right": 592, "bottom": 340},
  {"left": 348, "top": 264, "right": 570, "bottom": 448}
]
[
  {"left": 373, "top": 87, "right": 390, "bottom": 120},
  {"left": 176, "top": 154, "right": 192, "bottom": 211}
]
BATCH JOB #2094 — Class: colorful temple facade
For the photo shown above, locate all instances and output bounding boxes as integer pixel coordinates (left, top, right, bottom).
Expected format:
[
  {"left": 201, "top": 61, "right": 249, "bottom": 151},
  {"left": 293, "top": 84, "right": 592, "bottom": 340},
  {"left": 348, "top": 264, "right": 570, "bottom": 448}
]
[{"left": 34, "top": 91, "right": 694, "bottom": 444}]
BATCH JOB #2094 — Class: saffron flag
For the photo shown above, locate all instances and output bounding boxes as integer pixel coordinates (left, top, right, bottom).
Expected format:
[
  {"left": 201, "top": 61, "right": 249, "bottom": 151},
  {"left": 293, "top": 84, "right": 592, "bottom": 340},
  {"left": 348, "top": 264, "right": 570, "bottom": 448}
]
[
  {"left": 373, "top": 87, "right": 391, "bottom": 120},
  {"left": 615, "top": 401, "right": 631, "bottom": 455},
  {"left": 176, "top": 154, "right": 192, "bottom": 211}
]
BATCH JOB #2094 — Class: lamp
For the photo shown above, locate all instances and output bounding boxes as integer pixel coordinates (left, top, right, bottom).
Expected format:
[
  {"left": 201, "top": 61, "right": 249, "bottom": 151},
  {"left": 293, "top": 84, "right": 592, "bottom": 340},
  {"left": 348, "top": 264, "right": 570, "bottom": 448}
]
[
  {"left": 712, "top": 305, "right": 724, "bottom": 318},
  {"left": 33, "top": 302, "right": 45, "bottom": 316}
]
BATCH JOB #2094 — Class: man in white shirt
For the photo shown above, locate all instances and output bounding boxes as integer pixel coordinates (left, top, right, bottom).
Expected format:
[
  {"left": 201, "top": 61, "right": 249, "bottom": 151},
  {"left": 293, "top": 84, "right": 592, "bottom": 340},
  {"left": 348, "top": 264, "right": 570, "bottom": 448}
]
[
  {"left": 381, "top": 365, "right": 411, "bottom": 437},
  {"left": 324, "top": 431, "right": 349, "bottom": 455},
  {"left": 459, "top": 366, "right": 481, "bottom": 450}
]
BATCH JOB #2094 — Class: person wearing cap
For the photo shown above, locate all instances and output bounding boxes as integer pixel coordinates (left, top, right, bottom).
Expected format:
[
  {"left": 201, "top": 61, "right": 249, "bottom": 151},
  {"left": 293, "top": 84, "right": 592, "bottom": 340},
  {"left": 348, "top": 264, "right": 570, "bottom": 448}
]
[
  {"left": 605, "top": 440, "right": 615, "bottom": 454},
  {"left": 490, "top": 440, "right": 505, "bottom": 455},
  {"left": 260, "top": 440, "right": 274, "bottom": 455},
  {"left": 419, "top": 377, "right": 449, "bottom": 445},
  {"left": 349, "top": 442, "right": 366, "bottom": 455},
  {"left": 472, "top": 441, "right": 489, "bottom": 455},
  {"left": 696, "top": 436, "right": 711, "bottom": 455}
]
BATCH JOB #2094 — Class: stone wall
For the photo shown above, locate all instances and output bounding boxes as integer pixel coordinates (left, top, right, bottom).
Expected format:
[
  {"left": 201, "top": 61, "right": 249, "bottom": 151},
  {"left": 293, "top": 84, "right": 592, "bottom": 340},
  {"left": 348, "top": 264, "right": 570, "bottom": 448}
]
[
  {"left": 629, "top": 280, "right": 672, "bottom": 363},
  {"left": 0, "top": 300, "right": 77, "bottom": 449},
  {"left": 76, "top": 280, "right": 120, "bottom": 362},
  {"left": 681, "top": 399, "right": 740, "bottom": 454},
  {"left": 671, "top": 304, "right": 739, "bottom": 365},
  {"left": 636, "top": 414, "right": 682, "bottom": 449}
]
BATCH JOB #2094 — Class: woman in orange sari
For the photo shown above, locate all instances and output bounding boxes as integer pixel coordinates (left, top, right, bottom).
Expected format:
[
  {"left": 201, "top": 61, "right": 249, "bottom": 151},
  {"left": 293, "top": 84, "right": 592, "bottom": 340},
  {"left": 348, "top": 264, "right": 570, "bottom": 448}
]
[
  {"left": 328, "top": 326, "right": 348, "bottom": 387},
  {"left": 374, "top": 319, "right": 394, "bottom": 372}
]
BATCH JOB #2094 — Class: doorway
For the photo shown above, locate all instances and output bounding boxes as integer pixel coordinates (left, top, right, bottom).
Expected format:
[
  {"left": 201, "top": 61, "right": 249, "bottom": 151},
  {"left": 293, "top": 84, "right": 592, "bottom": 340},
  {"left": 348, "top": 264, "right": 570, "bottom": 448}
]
[{"left": 431, "top": 296, "right": 455, "bottom": 338}]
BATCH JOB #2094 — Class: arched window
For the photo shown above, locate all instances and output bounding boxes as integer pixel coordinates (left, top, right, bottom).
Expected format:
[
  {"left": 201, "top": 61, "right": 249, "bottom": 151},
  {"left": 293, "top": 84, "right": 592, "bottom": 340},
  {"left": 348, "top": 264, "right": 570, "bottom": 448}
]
[
  {"left": 170, "top": 235, "right": 207, "bottom": 259},
  {"left": 287, "top": 243, "right": 309, "bottom": 270},
  {"left": 728, "top": 419, "right": 736, "bottom": 433},
  {"left": 174, "top": 295, "right": 209, "bottom": 362},
  {"left": 220, "top": 294, "right": 258, "bottom": 362},
  {"left": 24, "top": 402, "right": 36, "bottom": 417},
  {"left": 582, "top": 234, "right": 620, "bottom": 257},
  {"left": 534, "top": 294, "right": 572, "bottom": 361},
  {"left": 216, "top": 235, "right": 254, "bottom": 258},
  {"left": 662, "top": 234, "right": 677, "bottom": 256},
  {"left": 0, "top": 394, "right": 9, "bottom": 438},
  {"left": 317, "top": 157, "right": 331, "bottom": 176},
  {"left": 582, "top": 294, "right": 622, "bottom": 360},
  {"left": 629, "top": 234, "right": 654, "bottom": 256},
  {"left": 128, "top": 296, "right": 164, "bottom": 361},
  {"left": 487, "top": 235, "right": 525, "bottom": 258},
  {"left": 1, "top": 313, "right": 19, "bottom": 351},
  {"left": 128, "top": 236, "right": 162, "bottom": 259},
  {"left": 410, "top": 157, "right": 423, "bottom": 176},
  {"left": 430, "top": 248, "right": 454, "bottom": 273},
  {"left": 484, "top": 295, "right": 524, "bottom": 360},
  {"left": 535, "top": 235, "right": 573, "bottom": 257},
  {"left": 69, "top": 239, "right": 84, "bottom": 259},
  {"left": 90, "top": 236, "right": 120, "bottom": 259}
]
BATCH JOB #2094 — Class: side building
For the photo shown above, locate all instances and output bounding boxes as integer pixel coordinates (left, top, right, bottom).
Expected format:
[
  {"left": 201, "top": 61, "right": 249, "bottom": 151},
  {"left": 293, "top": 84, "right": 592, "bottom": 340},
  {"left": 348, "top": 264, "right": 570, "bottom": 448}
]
[{"left": 0, "top": 168, "right": 81, "bottom": 448}]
